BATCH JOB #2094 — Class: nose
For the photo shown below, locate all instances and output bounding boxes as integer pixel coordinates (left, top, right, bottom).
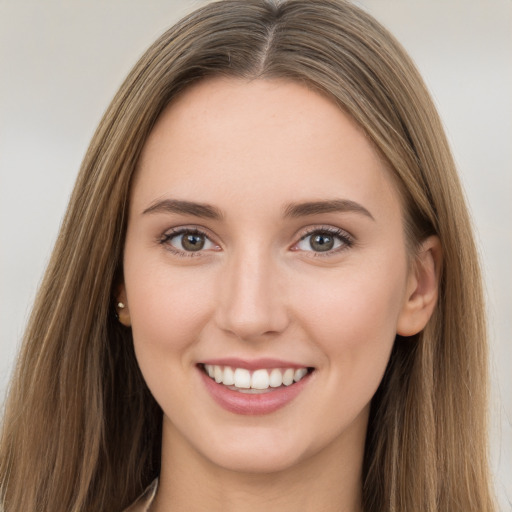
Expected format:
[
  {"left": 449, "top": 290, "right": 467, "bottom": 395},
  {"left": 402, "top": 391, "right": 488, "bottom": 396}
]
[{"left": 215, "top": 245, "right": 290, "bottom": 342}]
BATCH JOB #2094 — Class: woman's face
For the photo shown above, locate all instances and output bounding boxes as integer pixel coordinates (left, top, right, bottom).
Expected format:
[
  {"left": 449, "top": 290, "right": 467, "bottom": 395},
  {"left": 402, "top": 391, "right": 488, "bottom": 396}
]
[{"left": 121, "top": 78, "right": 420, "bottom": 473}]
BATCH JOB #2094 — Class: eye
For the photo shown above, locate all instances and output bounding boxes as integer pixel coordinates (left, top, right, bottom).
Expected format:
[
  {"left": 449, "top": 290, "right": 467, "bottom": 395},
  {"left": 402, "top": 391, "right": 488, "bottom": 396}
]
[
  {"left": 294, "top": 228, "right": 353, "bottom": 254},
  {"left": 160, "top": 228, "right": 218, "bottom": 255}
]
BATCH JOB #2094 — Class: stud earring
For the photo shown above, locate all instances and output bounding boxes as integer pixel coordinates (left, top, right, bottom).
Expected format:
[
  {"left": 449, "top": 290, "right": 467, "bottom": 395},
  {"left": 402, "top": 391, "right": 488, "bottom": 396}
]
[{"left": 115, "top": 301, "right": 131, "bottom": 326}]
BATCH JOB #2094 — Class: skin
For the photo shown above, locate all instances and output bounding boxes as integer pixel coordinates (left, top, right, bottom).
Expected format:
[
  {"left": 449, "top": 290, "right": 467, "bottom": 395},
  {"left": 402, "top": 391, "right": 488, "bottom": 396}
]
[{"left": 118, "top": 78, "right": 440, "bottom": 512}]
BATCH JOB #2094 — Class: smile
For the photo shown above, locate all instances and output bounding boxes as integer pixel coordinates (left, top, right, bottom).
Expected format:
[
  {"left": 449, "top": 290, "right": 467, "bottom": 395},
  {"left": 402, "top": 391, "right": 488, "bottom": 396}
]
[
  {"left": 203, "top": 364, "right": 310, "bottom": 393},
  {"left": 198, "top": 362, "right": 314, "bottom": 415}
]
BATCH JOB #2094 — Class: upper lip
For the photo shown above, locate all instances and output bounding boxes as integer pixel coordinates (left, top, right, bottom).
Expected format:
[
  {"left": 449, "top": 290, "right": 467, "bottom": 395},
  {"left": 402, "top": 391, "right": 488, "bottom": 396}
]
[{"left": 199, "top": 358, "right": 312, "bottom": 371}]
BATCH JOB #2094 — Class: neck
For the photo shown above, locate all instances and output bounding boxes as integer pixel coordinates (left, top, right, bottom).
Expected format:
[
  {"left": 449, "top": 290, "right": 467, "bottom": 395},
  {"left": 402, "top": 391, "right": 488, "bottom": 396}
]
[{"left": 152, "top": 415, "right": 366, "bottom": 512}]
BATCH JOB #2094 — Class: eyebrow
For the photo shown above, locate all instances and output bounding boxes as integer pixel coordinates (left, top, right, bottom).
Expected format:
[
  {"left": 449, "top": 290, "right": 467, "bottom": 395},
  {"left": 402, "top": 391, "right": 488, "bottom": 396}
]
[
  {"left": 142, "top": 198, "right": 374, "bottom": 222},
  {"left": 283, "top": 199, "right": 375, "bottom": 221},
  {"left": 142, "top": 199, "right": 224, "bottom": 220}
]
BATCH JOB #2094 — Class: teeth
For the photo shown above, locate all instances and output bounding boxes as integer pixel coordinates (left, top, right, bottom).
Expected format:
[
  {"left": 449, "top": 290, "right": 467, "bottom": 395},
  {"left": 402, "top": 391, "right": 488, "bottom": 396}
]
[
  {"left": 233, "top": 368, "right": 251, "bottom": 389},
  {"left": 282, "top": 368, "right": 294, "bottom": 386},
  {"left": 269, "top": 368, "right": 283, "bottom": 388},
  {"left": 203, "top": 364, "right": 309, "bottom": 391},
  {"left": 251, "top": 369, "right": 269, "bottom": 390},
  {"left": 223, "top": 366, "right": 235, "bottom": 385},
  {"left": 294, "top": 368, "right": 308, "bottom": 382}
]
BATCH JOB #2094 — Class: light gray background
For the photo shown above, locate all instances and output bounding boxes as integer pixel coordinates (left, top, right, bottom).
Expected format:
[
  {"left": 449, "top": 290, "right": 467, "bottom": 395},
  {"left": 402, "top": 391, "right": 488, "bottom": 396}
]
[{"left": 0, "top": 1, "right": 510, "bottom": 508}]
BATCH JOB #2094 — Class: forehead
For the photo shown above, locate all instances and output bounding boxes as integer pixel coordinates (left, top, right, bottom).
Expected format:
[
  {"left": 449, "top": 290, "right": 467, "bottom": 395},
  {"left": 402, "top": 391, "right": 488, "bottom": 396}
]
[{"left": 132, "top": 77, "right": 401, "bottom": 223}]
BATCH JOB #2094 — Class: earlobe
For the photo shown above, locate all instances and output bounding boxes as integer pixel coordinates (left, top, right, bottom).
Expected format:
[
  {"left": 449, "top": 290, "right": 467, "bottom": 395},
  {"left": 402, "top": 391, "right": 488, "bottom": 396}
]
[
  {"left": 397, "top": 236, "right": 442, "bottom": 337},
  {"left": 115, "top": 284, "right": 132, "bottom": 327}
]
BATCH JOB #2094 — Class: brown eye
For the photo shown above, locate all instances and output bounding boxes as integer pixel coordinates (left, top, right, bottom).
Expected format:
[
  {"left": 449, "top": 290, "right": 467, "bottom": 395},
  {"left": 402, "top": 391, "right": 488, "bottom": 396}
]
[
  {"left": 295, "top": 228, "right": 353, "bottom": 254},
  {"left": 309, "top": 233, "right": 335, "bottom": 252},
  {"left": 181, "top": 233, "right": 206, "bottom": 251},
  {"left": 163, "top": 229, "right": 217, "bottom": 254}
]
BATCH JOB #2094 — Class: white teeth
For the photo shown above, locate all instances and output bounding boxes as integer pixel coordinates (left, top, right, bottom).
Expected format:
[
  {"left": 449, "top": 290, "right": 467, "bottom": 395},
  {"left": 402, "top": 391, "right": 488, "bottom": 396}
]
[
  {"left": 233, "top": 368, "right": 251, "bottom": 389},
  {"left": 269, "top": 368, "right": 283, "bottom": 388},
  {"left": 203, "top": 364, "right": 310, "bottom": 390},
  {"left": 294, "top": 368, "right": 308, "bottom": 382},
  {"left": 223, "top": 366, "right": 235, "bottom": 385},
  {"left": 251, "top": 369, "right": 270, "bottom": 390},
  {"left": 282, "top": 368, "right": 294, "bottom": 386}
]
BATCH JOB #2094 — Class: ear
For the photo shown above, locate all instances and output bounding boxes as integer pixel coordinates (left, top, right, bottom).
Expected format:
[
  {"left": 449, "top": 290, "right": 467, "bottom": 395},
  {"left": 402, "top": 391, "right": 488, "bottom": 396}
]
[
  {"left": 397, "top": 236, "right": 442, "bottom": 337},
  {"left": 115, "top": 283, "right": 132, "bottom": 327}
]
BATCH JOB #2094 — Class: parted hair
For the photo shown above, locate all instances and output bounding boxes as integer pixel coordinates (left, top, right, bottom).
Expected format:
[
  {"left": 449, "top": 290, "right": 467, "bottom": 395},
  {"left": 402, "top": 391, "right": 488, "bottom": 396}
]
[{"left": 0, "top": 1, "right": 495, "bottom": 511}]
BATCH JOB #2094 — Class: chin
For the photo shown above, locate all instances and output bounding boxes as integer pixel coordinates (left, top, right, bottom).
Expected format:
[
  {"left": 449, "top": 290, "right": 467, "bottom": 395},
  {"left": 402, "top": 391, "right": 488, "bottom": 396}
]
[
  {"left": 192, "top": 421, "right": 326, "bottom": 475},
  {"left": 206, "top": 442, "right": 307, "bottom": 475}
]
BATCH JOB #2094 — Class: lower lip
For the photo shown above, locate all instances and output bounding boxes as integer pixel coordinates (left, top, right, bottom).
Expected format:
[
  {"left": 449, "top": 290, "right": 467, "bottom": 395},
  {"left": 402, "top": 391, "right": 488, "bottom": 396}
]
[{"left": 199, "top": 368, "right": 312, "bottom": 415}]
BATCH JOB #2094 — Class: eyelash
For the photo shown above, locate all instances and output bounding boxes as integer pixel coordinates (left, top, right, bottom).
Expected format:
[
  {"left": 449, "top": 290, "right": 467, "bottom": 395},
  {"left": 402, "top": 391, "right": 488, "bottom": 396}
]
[
  {"left": 159, "top": 228, "right": 216, "bottom": 258},
  {"left": 158, "top": 226, "right": 354, "bottom": 258},
  {"left": 295, "top": 226, "right": 354, "bottom": 256}
]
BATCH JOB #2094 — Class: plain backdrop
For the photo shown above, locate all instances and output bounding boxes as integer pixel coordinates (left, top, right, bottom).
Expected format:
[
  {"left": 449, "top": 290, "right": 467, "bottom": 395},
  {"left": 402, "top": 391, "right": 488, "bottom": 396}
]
[{"left": 0, "top": 0, "right": 510, "bottom": 508}]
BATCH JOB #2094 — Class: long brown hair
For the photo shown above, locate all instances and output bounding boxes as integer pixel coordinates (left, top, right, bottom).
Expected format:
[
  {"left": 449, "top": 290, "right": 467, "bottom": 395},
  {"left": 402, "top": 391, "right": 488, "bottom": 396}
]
[{"left": 0, "top": 1, "right": 495, "bottom": 510}]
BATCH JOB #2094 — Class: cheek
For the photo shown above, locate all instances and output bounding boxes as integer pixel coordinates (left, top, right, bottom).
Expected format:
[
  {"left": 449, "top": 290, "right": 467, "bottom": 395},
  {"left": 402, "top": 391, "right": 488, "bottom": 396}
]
[
  {"left": 124, "top": 258, "right": 218, "bottom": 414},
  {"left": 291, "top": 261, "right": 407, "bottom": 426},
  {"left": 293, "top": 253, "right": 408, "bottom": 375},
  {"left": 124, "top": 256, "right": 216, "bottom": 356}
]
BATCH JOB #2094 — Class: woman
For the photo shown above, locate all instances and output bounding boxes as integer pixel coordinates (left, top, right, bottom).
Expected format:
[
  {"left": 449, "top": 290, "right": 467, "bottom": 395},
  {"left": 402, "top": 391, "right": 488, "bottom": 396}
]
[{"left": 0, "top": 0, "right": 496, "bottom": 511}]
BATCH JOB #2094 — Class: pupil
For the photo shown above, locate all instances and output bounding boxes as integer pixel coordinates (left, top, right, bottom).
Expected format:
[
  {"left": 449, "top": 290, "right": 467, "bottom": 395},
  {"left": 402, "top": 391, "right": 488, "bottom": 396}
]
[
  {"left": 311, "top": 233, "right": 334, "bottom": 252},
  {"left": 182, "top": 233, "right": 205, "bottom": 251}
]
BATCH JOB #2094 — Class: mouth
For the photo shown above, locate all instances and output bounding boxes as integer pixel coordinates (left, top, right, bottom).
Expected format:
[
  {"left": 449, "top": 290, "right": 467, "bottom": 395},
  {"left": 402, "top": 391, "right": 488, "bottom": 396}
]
[
  {"left": 199, "top": 363, "right": 314, "bottom": 394},
  {"left": 197, "top": 361, "right": 315, "bottom": 414}
]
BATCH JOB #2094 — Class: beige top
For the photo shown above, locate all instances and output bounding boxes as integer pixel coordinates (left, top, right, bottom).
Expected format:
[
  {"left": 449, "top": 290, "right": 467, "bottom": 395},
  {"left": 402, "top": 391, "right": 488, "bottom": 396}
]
[{"left": 123, "top": 480, "right": 158, "bottom": 512}]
